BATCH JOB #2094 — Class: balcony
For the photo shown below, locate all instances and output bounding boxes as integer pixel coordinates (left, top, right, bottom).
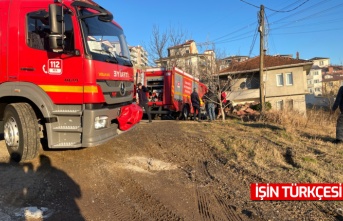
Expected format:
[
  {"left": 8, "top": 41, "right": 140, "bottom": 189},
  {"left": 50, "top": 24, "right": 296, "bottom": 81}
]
[
  {"left": 130, "top": 52, "right": 137, "bottom": 58},
  {"left": 141, "top": 56, "right": 148, "bottom": 62},
  {"left": 306, "top": 75, "right": 313, "bottom": 80}
]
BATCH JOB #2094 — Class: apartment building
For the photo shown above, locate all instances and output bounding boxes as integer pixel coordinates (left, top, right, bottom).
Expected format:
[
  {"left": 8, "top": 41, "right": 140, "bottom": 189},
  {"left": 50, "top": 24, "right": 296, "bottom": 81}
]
[
  {"left": 155, "top": 40, "right": 216, "bottom": 79},
  {"left": 218, "top": 55, "right": 249, "bottom": 71},
  {"left": 307, "top": 58, "right": 330, "bottom": 95},
  {"left": 129, "top": 45, "right": 148, "bottom": 68}
]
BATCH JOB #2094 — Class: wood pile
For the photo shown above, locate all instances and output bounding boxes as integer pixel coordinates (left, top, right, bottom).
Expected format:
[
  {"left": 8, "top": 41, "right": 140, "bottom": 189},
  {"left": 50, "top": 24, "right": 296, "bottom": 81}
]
[{"left": 232, "top": 102, "right": 261, "bottom": 121}]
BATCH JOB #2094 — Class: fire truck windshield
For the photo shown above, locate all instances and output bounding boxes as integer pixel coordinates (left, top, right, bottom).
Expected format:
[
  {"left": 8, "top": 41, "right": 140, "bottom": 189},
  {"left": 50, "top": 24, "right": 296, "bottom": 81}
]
[{"left": 80, "top": 9, "right": 132, "bottom": 66}]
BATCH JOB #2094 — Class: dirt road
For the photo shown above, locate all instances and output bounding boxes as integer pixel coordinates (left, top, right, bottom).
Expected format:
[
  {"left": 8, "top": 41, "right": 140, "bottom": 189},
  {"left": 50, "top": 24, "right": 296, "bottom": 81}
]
[{"left": 0, "top": 120, "right": 342, "bottom": 220}]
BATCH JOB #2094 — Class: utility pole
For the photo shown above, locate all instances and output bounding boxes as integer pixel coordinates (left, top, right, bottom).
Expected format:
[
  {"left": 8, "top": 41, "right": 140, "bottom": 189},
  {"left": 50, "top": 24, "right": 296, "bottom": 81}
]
[{"left": 259, "top": 5, "right": 265, "bottom": 113}]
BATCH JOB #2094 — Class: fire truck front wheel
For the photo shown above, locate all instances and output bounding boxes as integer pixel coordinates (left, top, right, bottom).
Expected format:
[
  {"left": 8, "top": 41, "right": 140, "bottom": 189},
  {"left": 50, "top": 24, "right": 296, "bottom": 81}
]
[{"left": 4, "top": 103, "right": 40, "bottom": 162}]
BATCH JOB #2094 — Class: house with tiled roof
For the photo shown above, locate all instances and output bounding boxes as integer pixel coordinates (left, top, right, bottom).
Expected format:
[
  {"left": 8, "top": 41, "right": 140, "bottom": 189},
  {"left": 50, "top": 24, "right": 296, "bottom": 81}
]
[
  {"left": 218, "top": 55, "right": 313, "bottom": 113},
  {"left": 322, "top": 65, "right": 343, "bottom": 96}
]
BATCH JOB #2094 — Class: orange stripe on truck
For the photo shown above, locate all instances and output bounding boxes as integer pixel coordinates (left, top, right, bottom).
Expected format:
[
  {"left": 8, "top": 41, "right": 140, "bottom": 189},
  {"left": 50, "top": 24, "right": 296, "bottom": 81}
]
[{"left": 39, "top": 85, "right": 99, "bottom": 93}]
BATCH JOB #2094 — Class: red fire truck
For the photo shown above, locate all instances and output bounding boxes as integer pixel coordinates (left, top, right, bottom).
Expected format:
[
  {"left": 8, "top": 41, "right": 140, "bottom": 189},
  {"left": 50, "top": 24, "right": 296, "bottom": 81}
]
[
  {"left": 0, "top": 0, "right": 142, "bottom": 162},
  {"left": 138, "top": 67, "right": 207, "bottom": 119}
]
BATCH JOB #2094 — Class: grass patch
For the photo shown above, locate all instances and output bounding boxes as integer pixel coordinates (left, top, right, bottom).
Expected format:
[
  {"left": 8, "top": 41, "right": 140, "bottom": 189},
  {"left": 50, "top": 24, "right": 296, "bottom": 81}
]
[
  {"left": 178, "top": 108, "right": 343, "bottom": 184},
  {"left": 302, "top": 156, "right": 317, "bottom": 163}
]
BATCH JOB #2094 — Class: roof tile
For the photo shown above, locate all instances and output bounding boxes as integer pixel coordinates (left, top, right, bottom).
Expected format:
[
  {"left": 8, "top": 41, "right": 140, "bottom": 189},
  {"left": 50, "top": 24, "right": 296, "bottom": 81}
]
[{"left": 220, "top": 55, "right": 310, "bottom": 73}]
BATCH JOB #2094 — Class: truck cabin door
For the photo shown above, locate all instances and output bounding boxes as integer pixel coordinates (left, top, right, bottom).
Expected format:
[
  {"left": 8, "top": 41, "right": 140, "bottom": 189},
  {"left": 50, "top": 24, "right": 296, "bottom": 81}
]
[{"left": 19, "top": 6, "right": 83, "bottom": 103}]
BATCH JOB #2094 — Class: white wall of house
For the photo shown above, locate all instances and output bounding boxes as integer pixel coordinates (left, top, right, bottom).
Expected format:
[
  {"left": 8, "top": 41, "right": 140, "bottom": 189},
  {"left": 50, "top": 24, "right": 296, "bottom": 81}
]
[
  {"left": 307, "top": 68, "right": 323, "bottom": 96},
  {"left": 265, "top": 66, "right": 307, "bottom": 97},
  {"left": 313, "top": 69, "right": 323, "bottom": 96},
  {"left": 267, "top": 95, "right": 306, "bottom": 113},
  {"left": 312, "top": 58, "right": 330, "bottom": 68}
]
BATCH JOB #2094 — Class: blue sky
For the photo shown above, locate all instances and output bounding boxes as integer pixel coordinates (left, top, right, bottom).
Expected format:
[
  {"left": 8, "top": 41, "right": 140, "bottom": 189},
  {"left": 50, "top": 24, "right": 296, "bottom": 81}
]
[{"left": 97, "top": 0, "right": 343, "bottom": 65}]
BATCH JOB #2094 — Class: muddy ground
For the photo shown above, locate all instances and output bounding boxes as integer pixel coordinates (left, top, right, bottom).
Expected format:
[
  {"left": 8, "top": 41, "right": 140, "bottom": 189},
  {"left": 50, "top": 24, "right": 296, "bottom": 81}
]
[{"left": 0, "top": 119, "right": 343, "bottom": 221}]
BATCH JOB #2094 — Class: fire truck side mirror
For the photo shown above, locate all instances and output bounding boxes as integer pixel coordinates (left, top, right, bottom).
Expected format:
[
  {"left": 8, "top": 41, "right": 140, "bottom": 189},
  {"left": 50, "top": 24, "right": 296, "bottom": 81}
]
[{"left": 49, "top": 4, "right": 64, "bottom": 51}]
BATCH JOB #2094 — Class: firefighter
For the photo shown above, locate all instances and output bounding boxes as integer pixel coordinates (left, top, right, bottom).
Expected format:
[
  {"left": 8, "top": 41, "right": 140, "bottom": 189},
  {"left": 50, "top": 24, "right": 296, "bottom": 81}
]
[
  {"left": 137, "top": 83, "right": 152, "bottom": 123},
  {"left": 191, "top": 88, "right": 201, "bottom": 122}
]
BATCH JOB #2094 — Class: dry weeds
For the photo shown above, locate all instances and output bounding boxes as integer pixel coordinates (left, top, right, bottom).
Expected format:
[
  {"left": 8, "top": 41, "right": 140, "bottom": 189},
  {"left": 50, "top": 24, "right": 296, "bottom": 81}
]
[{"left": 182, "top": 109, "right": 343, "bottom": 184}]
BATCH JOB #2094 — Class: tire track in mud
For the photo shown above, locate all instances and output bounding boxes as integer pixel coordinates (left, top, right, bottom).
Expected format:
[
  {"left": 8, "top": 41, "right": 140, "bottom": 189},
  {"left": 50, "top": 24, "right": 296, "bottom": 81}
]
[
  {"left": 215, "top": 195, "right": 247, "bottom": 221},
  {"left": 194, "top": 160, "right": 248, "bottom": 221},
  {"left": 93, "top": 158, "right": 183, "bottom": 221},
  {"left": 196, "top": 187, "right": 247, "bottom": 221},
  {"left": 114, "top": 176, "right": 183, "bottom": 221}
]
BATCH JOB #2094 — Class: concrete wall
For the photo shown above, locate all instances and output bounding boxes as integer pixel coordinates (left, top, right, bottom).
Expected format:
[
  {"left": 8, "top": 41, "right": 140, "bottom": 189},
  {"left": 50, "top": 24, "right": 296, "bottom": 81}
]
[
  {"left": 267, "top": 94, "right": 306, "bottom": 113},
  {"left": 265, "top": 66, "right": 307, "bottom": 97}
]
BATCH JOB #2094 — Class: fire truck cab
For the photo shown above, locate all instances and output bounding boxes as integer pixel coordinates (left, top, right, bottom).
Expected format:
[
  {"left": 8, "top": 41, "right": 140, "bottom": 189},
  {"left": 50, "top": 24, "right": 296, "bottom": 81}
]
[{"left": 0, "top": 0, "right": 142, "bottom": 162}]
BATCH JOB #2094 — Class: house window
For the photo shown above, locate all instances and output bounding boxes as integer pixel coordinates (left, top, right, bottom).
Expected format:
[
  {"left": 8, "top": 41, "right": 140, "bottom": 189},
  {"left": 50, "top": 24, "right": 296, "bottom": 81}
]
[
  {"left": 286, "top": 72, "right": 293, "bottom": 85},
  {"left": 320, "top": 61, "right": 324, "bottom": 65},
  {"left": 328, "top": 82, "right": 334, "bottom": 87},
  {"left": 276, "top": 74, "right": 284, "bottom": 86},
  {"left": 314, "top": 79, "right": 320, "bottom": 84},
  {"left": 314, "top": 71, "right": 319, "bottom": 75},
  {"left": 307, "top": 80, "right": 312, "bottom": 85},
  {"left": 286, "top": 99, "right": 293, "bottom": 110},
  {"left": 315, "top": 88, "right": 321, "bottom": 92},
  {"left": 276, "top": 100, "right": 284, "bottom": 110}
]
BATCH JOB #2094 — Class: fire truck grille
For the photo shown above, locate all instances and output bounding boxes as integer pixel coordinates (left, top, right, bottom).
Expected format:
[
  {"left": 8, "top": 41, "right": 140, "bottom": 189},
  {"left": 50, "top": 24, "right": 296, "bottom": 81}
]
[{"left": 97, "top": 80, "right": 133, "bottom": 105}]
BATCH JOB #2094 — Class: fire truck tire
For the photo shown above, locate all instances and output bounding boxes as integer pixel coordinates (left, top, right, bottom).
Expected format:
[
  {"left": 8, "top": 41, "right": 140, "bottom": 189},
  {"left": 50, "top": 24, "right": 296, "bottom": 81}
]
[{"left": 4, "top": 103, "right": 40, "bottom": 162}]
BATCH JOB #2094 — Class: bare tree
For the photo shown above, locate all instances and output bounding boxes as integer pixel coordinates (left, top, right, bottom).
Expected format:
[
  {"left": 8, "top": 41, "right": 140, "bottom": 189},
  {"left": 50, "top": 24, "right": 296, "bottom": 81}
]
[
  {"left": 148, "top": 25, "right": 169, "bottom": 64},
  {"left": 169, "top": 25, "right": 189, "bottom": 47},
  {"left": 198, "top": 44, "right": 234, "bottom": 121},
  {"left": 145, "top": 24, "right": 191, "bottom": 68},
  {"left": 167, "top": 25, "right": 190, "bottom": 70}
]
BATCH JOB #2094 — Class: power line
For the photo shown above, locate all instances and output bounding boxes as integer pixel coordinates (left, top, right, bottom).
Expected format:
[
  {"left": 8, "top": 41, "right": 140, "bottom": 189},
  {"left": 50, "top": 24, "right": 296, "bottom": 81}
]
[
  {"left": 198, "top": 0, "right": 342, "bottom": 57},
  {"left": 268, "top": 0, "right": 336, "bottom": 25},
  {"left": 268, "top": 2, "right": 343, "bottom": 32},
  {"left": 209, "top": 0, "right": 316, "bottom": 45},
  {"left": 248, "top": 23, "right": 259, "bottom": 57},
  {"left": 264, "top": 12, "right": 270, "bottom": 54},
  {"left": 239, "top": 0, "right": 259, "bottom": 9},
  {"left": 240, "top": 0, "right": 310, "bottom": 13},
  {"left": 270, "top": 17, "right": 343, "bottom": 31},
  {"left": 270, "top": 27, "right": 343, "bottom": 35},
  {"left": 199, "top": 0, "right": 313, "bottom": 47}
]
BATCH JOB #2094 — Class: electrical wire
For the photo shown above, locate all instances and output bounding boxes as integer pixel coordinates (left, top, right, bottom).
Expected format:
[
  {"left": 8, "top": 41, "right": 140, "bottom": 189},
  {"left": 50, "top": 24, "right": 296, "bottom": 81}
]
[
  {"left": 270, "top": 27, "right": 343, "bottom": 35},
  {"left": 196, "top": 0, "right": 342, "bottom": 59},
  {"left": 240, "top": 0, "right": 310, "bottom": 13},
  {"left": 268, "top": 2, "right": 343, "bottom": 33},
  {"left": 201, "top": 0, "right": 313, "bottom": 46},
  {"left": 211, "top": 1, "right": 315, "bottom": 45},
  {"left": 248, "top": 23, "right": 259, "bottom": 57}
]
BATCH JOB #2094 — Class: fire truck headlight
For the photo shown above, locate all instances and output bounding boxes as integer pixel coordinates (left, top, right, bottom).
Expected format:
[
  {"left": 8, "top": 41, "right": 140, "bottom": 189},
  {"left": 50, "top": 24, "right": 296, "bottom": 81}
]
[{"left": 94, "top": 116, "right": 108, "bottom": 129}]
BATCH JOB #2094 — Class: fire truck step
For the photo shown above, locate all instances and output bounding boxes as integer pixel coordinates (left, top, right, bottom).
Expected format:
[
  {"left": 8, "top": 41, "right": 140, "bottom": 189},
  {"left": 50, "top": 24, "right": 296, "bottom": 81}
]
[
  {"left": 51, "top": 142, "right": 82, "bottom": 148},
  {"left": 53, "top": 126, "right": 82, "bottom": 133},
  {"left": 52, "top": 110, "right": 82, "bottom": 116}
]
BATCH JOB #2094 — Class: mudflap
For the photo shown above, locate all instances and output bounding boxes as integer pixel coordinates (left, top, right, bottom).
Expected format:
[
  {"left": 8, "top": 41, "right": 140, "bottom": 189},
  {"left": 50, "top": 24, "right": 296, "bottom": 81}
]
[{"left": 117, "top": 104, "right": 143, "bottom": 131}]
